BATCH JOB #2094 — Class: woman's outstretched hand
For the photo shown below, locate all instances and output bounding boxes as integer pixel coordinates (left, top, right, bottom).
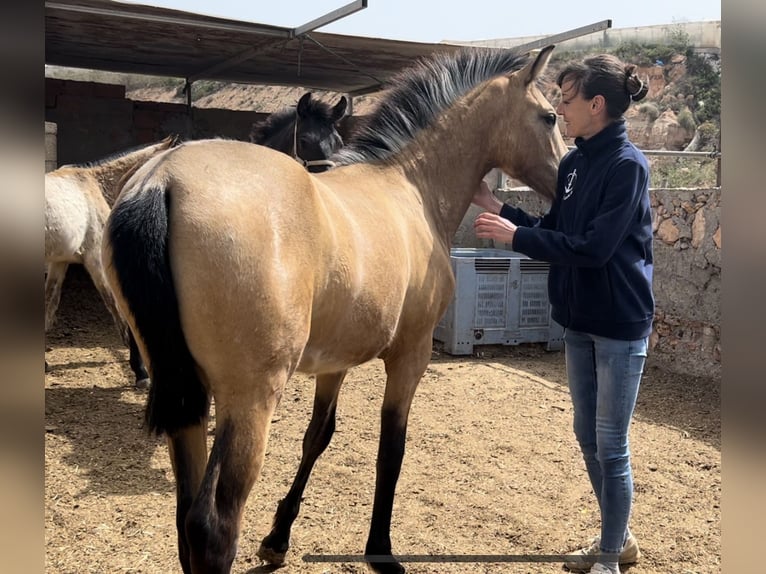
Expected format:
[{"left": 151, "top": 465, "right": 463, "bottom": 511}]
[{"left": 474, "top": 212, "right": 517, "bottom": 245}]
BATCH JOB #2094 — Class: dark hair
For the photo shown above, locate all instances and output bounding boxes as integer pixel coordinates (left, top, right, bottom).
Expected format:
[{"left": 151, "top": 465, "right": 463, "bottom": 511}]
[{"left": 556, "top": 54, "right": 648, "bottom": 119}]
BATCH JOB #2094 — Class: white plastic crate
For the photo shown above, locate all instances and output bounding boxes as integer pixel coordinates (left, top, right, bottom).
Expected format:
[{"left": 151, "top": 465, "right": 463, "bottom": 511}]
[{"left": 433, "top": 248, "right": 564, "bottom": 355}]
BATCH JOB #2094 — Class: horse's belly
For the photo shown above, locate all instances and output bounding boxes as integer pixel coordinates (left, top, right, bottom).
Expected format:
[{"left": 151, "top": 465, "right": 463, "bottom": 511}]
[
  {"left": 45, "top": 207, "right": 90, "bottom": 262},
  {"left": 297, "top": 322, "right": 394, "bottom": 374},
  {"left": 297, "top": 344, "right": 384, "bottom": 374},
  {"left": 45, "top": 181, "right": 96, "bottom": 261}
]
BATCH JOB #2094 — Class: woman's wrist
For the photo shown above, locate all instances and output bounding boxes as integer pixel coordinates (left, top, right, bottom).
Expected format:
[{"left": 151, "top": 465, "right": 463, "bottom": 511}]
[{"left": 486, "top": 195, "right": 503, "bottom": 215}]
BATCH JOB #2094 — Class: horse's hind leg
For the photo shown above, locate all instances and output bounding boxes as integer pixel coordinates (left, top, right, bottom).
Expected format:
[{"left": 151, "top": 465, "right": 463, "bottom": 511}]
[
  {"left": 44, "top": 261, "right": 69, "bottom": 373},
  {"left": 44, "top": 261, "right": 68, "bottom": 332},
  {"left": 366, "top": 337, "right": 433, "bottom": 574},
  {"left": 127, "top": 329, "right": 150, "bottom": 389},
  {"left": 83, "top": 251, "right": 148, "bottom": 388},
  {"left": 167, "top": 420, "right": 209, "bottom": 574},
  {"left": 258, "top": 370, "right": 347, "bottom": 565},
  {"left": 185, "top": 378, "right": 285, "bottom": 573}
]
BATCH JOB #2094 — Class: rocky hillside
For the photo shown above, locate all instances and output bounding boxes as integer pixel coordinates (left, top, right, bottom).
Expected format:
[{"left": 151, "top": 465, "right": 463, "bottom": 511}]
[{"left": 125, "top": 49, "right": 717, "bottom": 154}]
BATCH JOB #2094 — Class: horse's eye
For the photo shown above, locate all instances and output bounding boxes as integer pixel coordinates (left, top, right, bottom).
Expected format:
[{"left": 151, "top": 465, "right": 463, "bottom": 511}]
[{"left": 544, "top": 113, "right": 557, "bottom": 127}]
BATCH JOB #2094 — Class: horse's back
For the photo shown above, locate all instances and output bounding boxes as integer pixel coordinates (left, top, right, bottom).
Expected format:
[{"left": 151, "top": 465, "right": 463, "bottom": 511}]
[
  {"left": 120, "top": 139, "right": 453, "bottom": 374},
  {"left": 124, "top": 140, "right": 324, "bottom": 370}
]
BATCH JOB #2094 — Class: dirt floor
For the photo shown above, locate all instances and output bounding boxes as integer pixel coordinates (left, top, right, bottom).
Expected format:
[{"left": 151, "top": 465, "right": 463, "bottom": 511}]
[{"left": 45, "top": 266, "right": 720, "bottom": 574}]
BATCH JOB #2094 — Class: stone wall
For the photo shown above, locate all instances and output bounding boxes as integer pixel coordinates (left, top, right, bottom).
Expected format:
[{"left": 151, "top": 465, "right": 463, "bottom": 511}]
[
  {"left": 649, "top": 188, "right": 721, "bottom": 376},
  {"left": 453, "top": 183, "right": 722, "bottom": 378}
]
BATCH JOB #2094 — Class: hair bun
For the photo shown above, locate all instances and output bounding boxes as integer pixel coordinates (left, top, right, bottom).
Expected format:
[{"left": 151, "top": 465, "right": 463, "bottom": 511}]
[{"left": 625, "top": 66, "right": 648, "bottom": 102}]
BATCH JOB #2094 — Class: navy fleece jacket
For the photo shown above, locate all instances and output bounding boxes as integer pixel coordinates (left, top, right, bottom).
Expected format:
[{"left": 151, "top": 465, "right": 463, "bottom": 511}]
[{"left": 501, "top": 120, "right": 654, "bottom": 340}]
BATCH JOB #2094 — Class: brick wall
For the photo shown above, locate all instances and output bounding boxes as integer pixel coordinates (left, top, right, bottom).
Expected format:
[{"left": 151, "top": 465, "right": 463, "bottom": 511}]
[{"left": 46, "top": 78, "right": 270, "bottom": 165}]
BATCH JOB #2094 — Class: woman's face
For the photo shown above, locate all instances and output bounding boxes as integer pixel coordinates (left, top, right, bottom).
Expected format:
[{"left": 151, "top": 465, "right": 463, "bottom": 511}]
[{"left": 555, "top": 79, "right": 602, "bottom": 140}]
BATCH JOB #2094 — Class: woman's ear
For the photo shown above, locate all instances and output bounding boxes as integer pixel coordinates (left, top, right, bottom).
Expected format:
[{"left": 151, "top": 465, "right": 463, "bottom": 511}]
[{"left": 591, "top": 95, "right": 606, "bottom": 114}]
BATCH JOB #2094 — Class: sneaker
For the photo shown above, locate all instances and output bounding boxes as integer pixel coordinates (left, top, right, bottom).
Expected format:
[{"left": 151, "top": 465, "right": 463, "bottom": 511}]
[
  {"left": 589, "top": 563, "right": 619, "bottom": 574},
  {"left": 563, "top": 533, "right": 640, "bottom": 571}
]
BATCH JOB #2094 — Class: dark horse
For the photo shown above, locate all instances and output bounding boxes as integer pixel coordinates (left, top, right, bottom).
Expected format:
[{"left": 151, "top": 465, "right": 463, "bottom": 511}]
[
  {"left": 103, "top": 46, "right": 566, "bottom": 573},
  {"left": 249, "top": 91, "right": 347, "bottom": 173}
]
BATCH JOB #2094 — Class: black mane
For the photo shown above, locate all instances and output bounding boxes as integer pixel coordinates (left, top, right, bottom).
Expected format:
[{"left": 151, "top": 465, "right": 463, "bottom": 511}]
[
  {"left": 333, "top": 47, "right": 530, "bottom": 166},
  {"left": 249, "top": 108, "right": 295, "bottom": 144},
  {"left": 249, "top": 97, "right": 339, "bottom": 145}
]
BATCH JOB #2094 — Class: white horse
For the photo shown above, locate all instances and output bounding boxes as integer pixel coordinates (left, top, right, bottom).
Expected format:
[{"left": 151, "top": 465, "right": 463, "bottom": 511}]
[{"left": 45, "top": 136, "right": 178, "bottom": 387}]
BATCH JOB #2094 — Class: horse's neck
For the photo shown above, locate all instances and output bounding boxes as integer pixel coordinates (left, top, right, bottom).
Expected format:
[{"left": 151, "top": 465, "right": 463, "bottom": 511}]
[
  {"left": 91, "top": 166, "right": 127, "bottom": 206},
  {"left": 259, "top": 121, "right": 294, "bottom": 155},
  {"left": 93, "top": 145, "right": 165, "bottom": 205},
  {"left": 398, "top": 89, "right": 506, "bottom": 243},
  {"left": 271, "top": 127, "right": 294, "bottom": 155}
]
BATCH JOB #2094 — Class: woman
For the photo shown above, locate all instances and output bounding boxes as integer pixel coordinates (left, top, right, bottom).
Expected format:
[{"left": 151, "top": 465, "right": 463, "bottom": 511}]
[{"left": 472, "top": 54, "right": 653, "bottom": 574}]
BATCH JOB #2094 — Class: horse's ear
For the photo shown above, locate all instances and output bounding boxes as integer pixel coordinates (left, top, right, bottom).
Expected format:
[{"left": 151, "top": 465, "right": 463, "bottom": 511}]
[
  {"left": 332, "top": 96, "right": 348, "bottom": 122},
  {"left": 517, "top": 44, "right": 556, "bottom": 85},
  {"left": 297, "top": 92, "right": 313, "bottom": 117}
]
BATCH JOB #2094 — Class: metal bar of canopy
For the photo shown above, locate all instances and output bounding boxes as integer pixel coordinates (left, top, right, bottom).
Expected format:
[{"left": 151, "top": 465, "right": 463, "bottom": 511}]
[
  {"left": 44, "top": 1, "right": 292, "bottom": 37},
  {"left": 509, "top": 19, "right": 613, "bottom": 53},
  {"left": 294, "top": 0, "right": 368, "bottom": 37},
  {"left": 184, "top": 1, "right": 369, "bottom": 91}
]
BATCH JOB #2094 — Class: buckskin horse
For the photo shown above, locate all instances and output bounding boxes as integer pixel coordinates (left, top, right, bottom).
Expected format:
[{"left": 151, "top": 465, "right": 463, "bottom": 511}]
[{"left": 103, "top": 45, "right": 566, "bottom": 573}]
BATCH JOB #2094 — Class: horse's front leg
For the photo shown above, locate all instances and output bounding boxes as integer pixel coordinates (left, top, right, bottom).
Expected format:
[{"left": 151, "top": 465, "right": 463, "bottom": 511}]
[
  {"left": 366, "top": 336, "right": 433, "bottom": 574},
  {"left": 258, "top": 370, "right": 346, "bottom": 565},
  {"left": 166, "top": 419, "right": 209, "bottom": 574}
]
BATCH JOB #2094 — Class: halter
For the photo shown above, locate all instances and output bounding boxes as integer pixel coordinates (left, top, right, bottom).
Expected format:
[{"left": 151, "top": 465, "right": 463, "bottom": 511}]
[{"left": 292, "top": 112, "right": 336, "bottom": 170}]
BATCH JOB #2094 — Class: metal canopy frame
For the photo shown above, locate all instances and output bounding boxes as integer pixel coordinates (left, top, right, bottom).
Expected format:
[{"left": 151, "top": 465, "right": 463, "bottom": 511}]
[{"left": 46, "top": 1, "right": 614, "bottom": 101}]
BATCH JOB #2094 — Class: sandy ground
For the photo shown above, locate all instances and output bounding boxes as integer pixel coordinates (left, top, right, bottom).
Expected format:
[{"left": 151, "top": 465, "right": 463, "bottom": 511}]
[{"left": 45, "top": 266, "right": 720, "bottom": 573}]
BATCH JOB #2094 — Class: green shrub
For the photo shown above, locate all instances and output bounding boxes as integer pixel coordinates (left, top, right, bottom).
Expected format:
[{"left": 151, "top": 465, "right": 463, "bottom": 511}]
[
  {"left": 613, "top": 40, "right": 677, "bottom": 67},
  {"left": 638, "top": 102, "right": 660, "bottom": 122},
  {"left": 677, "top": 107, "right": 696, "bottom": 131},
  {"left": 684, "top": 51, "right": 721, "bottom": 124},
  {"left": 650, "top": 156, "right": 718, "bottom": 188}
]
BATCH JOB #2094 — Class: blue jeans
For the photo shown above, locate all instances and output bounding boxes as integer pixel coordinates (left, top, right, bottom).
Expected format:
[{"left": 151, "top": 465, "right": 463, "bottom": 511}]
[{"left": 564, "top": 328, "right": 647, "bottom": 556}]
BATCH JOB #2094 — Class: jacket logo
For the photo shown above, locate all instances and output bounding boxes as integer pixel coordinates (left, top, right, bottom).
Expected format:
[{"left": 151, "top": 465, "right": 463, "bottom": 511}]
[{"left": 563, "top": 169, "right": 577, "bottom": 200}]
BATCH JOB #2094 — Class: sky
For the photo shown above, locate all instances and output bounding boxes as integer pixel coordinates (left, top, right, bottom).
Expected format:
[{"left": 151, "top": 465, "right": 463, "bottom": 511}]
[{"left": 121, "top": 0, "right": 721, "bottom": 43}]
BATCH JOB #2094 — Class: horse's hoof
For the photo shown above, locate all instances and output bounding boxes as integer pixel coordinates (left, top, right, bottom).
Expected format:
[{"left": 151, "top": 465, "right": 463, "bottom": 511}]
[
  {"left": 365, "top": 562, "right": 405, "bottom": 574},
  {"left": 256, "top": 542, "right": 286, "bottom": 566},
  {"left": 134, "top": 378, "right": 150, "bottom": 390}
]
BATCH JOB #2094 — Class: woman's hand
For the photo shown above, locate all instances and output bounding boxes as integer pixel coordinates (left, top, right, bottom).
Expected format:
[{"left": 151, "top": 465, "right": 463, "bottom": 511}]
[
  {"left": 471, "top": 180, "right": 503, "bottom": 214},
  {"left": 474, "top": 212, "right": 518, "bottom": 245}
]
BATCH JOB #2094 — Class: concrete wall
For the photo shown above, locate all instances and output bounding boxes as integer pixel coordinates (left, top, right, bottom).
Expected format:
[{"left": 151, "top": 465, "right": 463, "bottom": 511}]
[
  {"left": 454, "top": 184, "right": 721, "bottom": 378},
  {"left": 45, "top": 122, "right": 57, "bottom": 173},
  {"left": 457, "top": 20, "right": 721, "bottom": 53}
]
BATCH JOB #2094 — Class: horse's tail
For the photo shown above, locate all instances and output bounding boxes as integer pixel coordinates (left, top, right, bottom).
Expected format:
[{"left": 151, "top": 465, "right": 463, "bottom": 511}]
[{"left": 106, "top": 184, "right": 208, "bottom": 436}]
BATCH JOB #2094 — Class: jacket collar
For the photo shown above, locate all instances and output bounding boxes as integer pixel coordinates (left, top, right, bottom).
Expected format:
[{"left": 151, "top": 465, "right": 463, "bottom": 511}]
[{"left": 574, "top": 119, "right": 627, "bottom": 157}]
